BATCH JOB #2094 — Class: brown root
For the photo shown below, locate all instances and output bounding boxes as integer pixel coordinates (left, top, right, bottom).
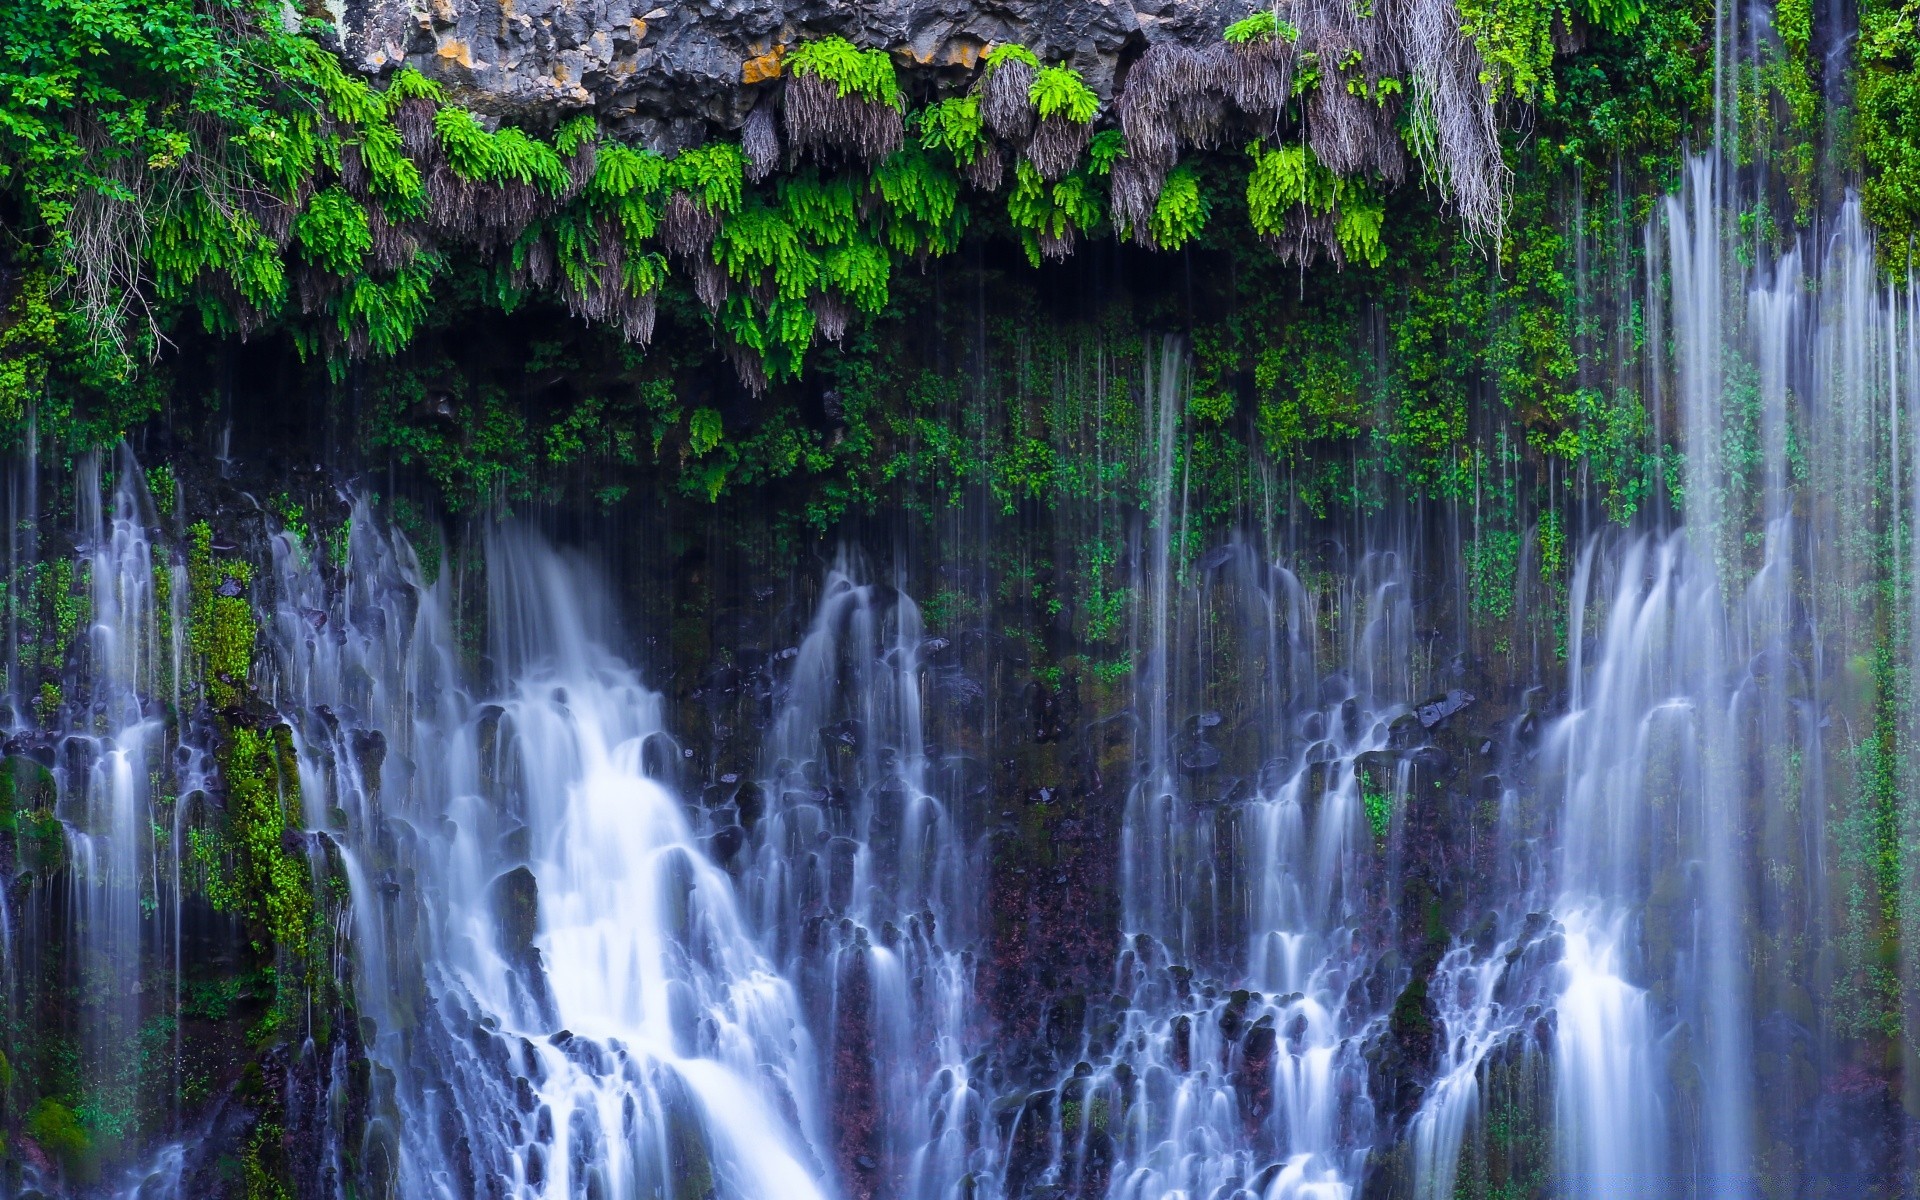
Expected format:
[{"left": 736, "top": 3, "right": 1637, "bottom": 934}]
[
  {"left": 962, "top": 146, "right": 1007, "bottom": 192},
  {"left": 367, "top": 205, "right": 419, "bottom": 273},
  {"left": 782, "top": 74, "right": 905, "bottom": 165},
  {"left": 722, "top": 338, "right": 771, "bottom": 394},
  {"left": 660, "top": 191, "right": 722, "bottom": 261},
  {"left": 980, "top": 58, "right": 1038, "bottom": 143},
  {"left": 1108, "top": 155, "right": 1164, "bottom": 246},
  {"left": 1221, "top": 37, "right": 1293, "bottom": 133},
  {"left": 811, "top": 290, "right": 853, "bottom": 343},
  {"left": 691, "top": 255, "right": 730, "bottom": 311},
  {"left": 743, "top": 98, "right": 783, "bottom": 182},
  {"left": 394, "top": 98, "right": 437, "bottom": 157},
  {"left": 1026, "top": 115, "right": 1093, "bottom": 182},
  {"left": 1398, "top": 0, "right": 1509, "bottom": 246}
]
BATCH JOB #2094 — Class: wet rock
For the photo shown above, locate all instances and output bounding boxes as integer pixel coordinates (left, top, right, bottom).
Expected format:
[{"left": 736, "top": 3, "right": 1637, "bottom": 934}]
[{"left": 1416, "top": 689, "right": 1475, "bottom": 728}]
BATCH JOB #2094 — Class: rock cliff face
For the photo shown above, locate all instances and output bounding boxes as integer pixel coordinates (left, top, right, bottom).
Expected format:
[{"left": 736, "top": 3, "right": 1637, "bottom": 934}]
[{"left": 335, "top": 0, "right": 1236, "bottom": 144}]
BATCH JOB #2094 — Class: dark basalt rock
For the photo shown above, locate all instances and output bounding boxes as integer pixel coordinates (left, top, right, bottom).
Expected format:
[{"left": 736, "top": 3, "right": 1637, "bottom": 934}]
[{"left": 336, "top": 0, "right": 1243, "bottom": 146}]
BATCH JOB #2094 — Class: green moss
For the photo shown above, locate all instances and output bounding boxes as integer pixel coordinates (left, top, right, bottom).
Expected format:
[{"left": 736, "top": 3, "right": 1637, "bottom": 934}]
[
  {"left": 25, "top": 1097, "right": 93, "bottom": 1177},
  {"left": 189, "top": 521, "right": 256, "bottom": 708},
  {"left": 220, "top": 722, "right": 312, "bottom": 958}
]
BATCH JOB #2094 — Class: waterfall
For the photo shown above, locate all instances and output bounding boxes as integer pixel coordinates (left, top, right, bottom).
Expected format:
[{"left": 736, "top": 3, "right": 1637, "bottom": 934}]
[
  {"left": 743, "top": 556, "right": 988, "bottom": 1198},
  {"left": 266, "top": 512, "right": 835, "bottom": 1199}
]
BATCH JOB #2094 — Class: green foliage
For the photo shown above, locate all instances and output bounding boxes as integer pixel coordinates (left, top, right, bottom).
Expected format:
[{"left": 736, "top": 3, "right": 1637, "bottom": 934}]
[
  {"left": 1030, "top": 65, "right": 1099, "bottom": 124},
  {"left": 188, "top": 519, "right": 255, "bottom": 707},
  {"left": 669, "top": 142, "right": 747, "bottom": 214},
  {"left": 918, "top": 95, "right": 988, "bottom": 166},
  {"left": 873, "top": 145, "right": 969, "bottom": 256},
  {"left": 26, "top": 1097, "right": 92, "bottom": 1174},
  {"left": 1224, "top": 10, "right": 1300, "bottom": 43},
  {"left": 221, "top": 723, "right": 312, "bottom": 959},
  {"left": 293, "top": 187, "right": 372, "bottom": 275},
  {"left": 1006, "top": 161, "right": 1103, "bottom": 267},
  {"left": 983, "top": 43, "right": 1041, "bottom": 72},
  {"left": 1363, "top": 783, "right": 1393, "bottom": 839},
  {"left": 1148, "top": 165, "right": 1211, "bottom": 250},
  {"left": 787, "top": 36, "right": 902, "bottom": 108},
  {"left": 1857, "top": 0, "right": 1920, "bottom": 275}
]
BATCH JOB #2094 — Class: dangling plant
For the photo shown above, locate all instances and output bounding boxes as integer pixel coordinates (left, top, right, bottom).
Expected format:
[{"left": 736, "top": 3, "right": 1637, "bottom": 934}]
[
  {"left": 1224, "top": 10, "right": 1301, "bottom": 43},
  {"left": 1030, "top": 65, "right": 1100, "bottom": 123},
  {"left": 1026, "top": 64, "right": 1099, "bottom": 181},
  {"left": 1006, "top": 160, "right": 1103, "bottom": 265},
  {"left": 742, "top": 100, "right": 783, "bottom": 182},
  {"left": 1147, "top": 165, "right": 1211, "bottom": 250},
  {"left": 293, "top": 188, "right": 373, "bottom": 275},
  {"left": 784, "top": 36, "right": 905, "bottom": 164},
  {"left": 979, "top": 43, "right": 1041, "bottom": 142},
  {"left": 1221, "top": 9, "right": 1297, "bottom": 124},
  {"left": 874, "top": 145, "right": 970, "bottom": 256},
  {"left": 1245, "top": 140, "right": 1385, "bottom": 266}
]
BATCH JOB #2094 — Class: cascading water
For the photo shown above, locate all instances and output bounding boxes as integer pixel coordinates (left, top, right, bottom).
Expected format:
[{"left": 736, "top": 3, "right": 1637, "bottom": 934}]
[
  {"left": 264, "top": 512, "right": 835, "bottom": 1199},
  {"left": 742, "top": 558, "right": 989, "bottom": 1200}
]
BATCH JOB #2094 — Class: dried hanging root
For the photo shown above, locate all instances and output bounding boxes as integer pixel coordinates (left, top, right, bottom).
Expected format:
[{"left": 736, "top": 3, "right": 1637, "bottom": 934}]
[
  {"left": 811, "top": 290, "right": 853, "bottom": 343},
  {"left": 1027, "top": 115, "right": 1093, "bottom": 182},
  {"left": 1221, "top": 37, "right": 1293, "bottom": 133},
  {"left": 1296, "top": 0, "right": 1406, "bottom": 183},
  {"left": 743, "top": 99, "right": 783, "bottom": 182},
  {"left": 1109, "top": 154, "right": 1163, "bottom": 245},
  {"left": 1398, "top": 0, "right": 1508, "bottom": 245},
  {"left": 782, "top": 73, "right": 904, "bottom": 165},
  {"left": 963, "top": 146, "right": 1007, "bottom": 192},
  {"left": 980, "top": 57, "right": 1038, "bottom": 143}
]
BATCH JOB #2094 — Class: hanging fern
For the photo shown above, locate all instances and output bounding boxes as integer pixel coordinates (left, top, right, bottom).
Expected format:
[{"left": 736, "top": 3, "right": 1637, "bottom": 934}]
[
  {"left": 1030, "top": 65, "right": 1099, "bottom": 124},
  {"left": 668, "top": 142, "right": 746, "bottom": 214},
  {"left": 294, "top": 188, "right": 373, "bottom": 275},
  {"left": 779, "top": 174, "right": 863, "bottom": 245},
  {"left": 984, "top": 43, "right": 1041, "bottom": 73},
  {"left": 1333, "top": 184, "right": 1386, "bottom": 267},
  {"left": 822, "top": 238, "right": 892, "bottom": 313},
  {"left": 919, "top": 95, "right": 989, "bottom": 166},
  {"left": 787, "top": 36, "right": 902, "bottom": 108},
  {"left": 1087, "top": 130, "right": 1129, "bottom": 177},
  {"left": 874, "top": 146, "right": 969, "bottom": 256},
  {"left": 433, "top": 110, "right": 570, "bottom": 192},
  {"left": 1246, "top": 140, "right": 1339, "bottom": 229},
  {"left": 1148, "top": 165, "right": 1211, "bottom": 250},
  {"left": 1224, "top": 10, "right": 1301, "bottom": 43},
  {"left": 1007, "top": 160, "right": 1102, "bottom": 266}
]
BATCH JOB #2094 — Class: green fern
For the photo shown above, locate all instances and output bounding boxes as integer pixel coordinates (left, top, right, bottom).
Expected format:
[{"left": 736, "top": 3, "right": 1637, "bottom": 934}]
[
  {"left": 823, "top": 237, "right": 891, "bottom": 313},
  {"left": 1224, "top": 10, "right": 1301, "bottom": 43},
  {"left": 1006, "top": 160, "right": 1102, "bottom": 266},
  {"left": 382, "top": 66, "right": 446, "bottom": 109},
  {"left": 1246, "top": 140, "right": 1339, "bottom": 232},
  {"left": 433, "top": 110, "right": 569, "bottom": 192},
  {"left": 341, "top": 260, "right": 435, "bottom": 356},
  {"left": 1030, "top": 65, "right": 1099, "bottom": 123},
  {"left": 984, "top": 43, "right": 1041, "bottom": 73},
  {"left": 1334, "top": 185, "right": 1386, "bottom": 267},
  {"left": 787, "top": 36, "right": 902, "bottom": 108},
  {"left": 874, "top": 146, "right": 969, "bottom": 256},
  {"left": 1087, "top": 130, "right": 1129, "bottom": 176},
  {"left": 780, "top": 174, "right": 862, "bottom": 245},
  {"left": 357, "top": 121, "right": 425, "bottom": 218},
  {"left": 669, "top": 143, "right": 746, "bottom": 213},
  {"left": 294, "top": 187, "right": 372, "bottom": 275},
  {"left": 919, "top": 95, "right": 988, "bottom": 166},
  {"left": 716, "top": 199, "right": 817, "bottom": 300},
  {"left": 591, "top": 143, "right": 668, "bottom": 199},
  {"left": 1149, "top": 165, "right": 1210, "bottom": 250}
]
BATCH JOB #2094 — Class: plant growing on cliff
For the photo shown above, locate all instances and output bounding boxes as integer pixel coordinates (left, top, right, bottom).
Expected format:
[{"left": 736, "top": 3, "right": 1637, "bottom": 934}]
[{"left": 784, "top": 36, "right": 905, "bottom": 165}]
